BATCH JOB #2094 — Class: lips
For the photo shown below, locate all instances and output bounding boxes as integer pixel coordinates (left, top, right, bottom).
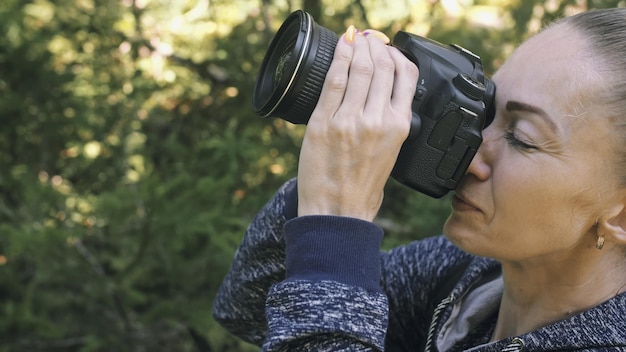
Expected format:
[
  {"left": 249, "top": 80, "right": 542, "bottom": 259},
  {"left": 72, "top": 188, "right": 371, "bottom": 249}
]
[{"left": 452, "top": 192, "right": 481, "bottom": 212}]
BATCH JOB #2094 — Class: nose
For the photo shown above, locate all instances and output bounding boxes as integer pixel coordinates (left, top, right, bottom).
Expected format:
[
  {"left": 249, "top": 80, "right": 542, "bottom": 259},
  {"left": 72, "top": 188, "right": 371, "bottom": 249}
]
[{"left": 466, "top": 124, "right": 495, "bottom": 180}]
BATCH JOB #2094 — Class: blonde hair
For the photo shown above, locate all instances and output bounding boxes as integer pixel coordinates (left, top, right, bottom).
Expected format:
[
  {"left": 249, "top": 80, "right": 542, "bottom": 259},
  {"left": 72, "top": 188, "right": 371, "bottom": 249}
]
[{"left": 559, "top": 8, "right": 626, "bottom": 184}]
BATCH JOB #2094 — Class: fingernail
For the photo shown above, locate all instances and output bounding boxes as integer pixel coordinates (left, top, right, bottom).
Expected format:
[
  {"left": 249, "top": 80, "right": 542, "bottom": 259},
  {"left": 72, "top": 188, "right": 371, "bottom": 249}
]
[
  {"left": 345, "top": 25, "right": 356, "bottom": 44},
  {"left": 363, "top": 29, "right": 390, "bottom": 44}
]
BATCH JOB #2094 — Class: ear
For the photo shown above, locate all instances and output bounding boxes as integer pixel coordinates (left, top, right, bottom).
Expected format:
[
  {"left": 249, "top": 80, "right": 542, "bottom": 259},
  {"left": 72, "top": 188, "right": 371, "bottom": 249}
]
[{"left": 597, "top": 200, "right": 626, "bottom": 247}]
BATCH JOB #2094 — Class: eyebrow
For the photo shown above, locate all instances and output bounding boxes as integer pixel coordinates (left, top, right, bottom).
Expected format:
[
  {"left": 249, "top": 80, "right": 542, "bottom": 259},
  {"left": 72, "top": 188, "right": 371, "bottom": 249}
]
[{"left": 505, "top": 100, "right": 559, "bottom": 133}]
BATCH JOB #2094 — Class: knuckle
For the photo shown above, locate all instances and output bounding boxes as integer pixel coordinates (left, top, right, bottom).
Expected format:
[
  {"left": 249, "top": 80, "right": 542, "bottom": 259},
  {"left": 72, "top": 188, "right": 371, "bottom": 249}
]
[
  {"left": 328, "top": 119, "right": 355, "bottom": 140},
  {"left": 351, "top": 58, "right": 374, "bottom": 76},
  {"left": 360, "top": 117, "right": 388, "bottom": 138},
  {"left": 398, "top": 116, "right": 412, "bottom": 138},
  {"left": 374, "top": 55, "right": 395, "bottom": 73},
  {"left": 334, "top": 48, "right": 353, "bottom": 64},
  {"left": 326, "top": 74, "right": 348, "bottom": 92},
  {"left": 391, "top": 47, "right": 419, "bottom": 79},
  {"left": 358, "top": 117, "right": 378, "bottom": 132},
  {"left": 406, "top": 61, "right": 419, "bottom": 80},
  {"left": 387, "top": 125, "right": 409, "bottom": 144}
]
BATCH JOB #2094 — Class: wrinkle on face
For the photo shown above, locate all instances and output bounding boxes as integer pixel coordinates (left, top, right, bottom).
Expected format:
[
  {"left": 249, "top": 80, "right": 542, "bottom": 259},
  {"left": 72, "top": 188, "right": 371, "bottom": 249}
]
[{"left": 444, "top": 23, "right": 623, "bottom": 262}]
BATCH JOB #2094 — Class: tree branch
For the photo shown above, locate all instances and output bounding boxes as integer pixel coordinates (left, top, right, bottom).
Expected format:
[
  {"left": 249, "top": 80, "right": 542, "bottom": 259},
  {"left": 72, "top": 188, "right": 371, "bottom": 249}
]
[{"left": 353, "top": 0, "right": 371, "bottom": 28}]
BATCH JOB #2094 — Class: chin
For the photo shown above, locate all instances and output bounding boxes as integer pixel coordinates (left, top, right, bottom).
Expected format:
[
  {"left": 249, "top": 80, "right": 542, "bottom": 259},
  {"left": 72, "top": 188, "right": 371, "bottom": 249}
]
[{"left": 443, "top": 216, "right": 490, "bottom": 257}]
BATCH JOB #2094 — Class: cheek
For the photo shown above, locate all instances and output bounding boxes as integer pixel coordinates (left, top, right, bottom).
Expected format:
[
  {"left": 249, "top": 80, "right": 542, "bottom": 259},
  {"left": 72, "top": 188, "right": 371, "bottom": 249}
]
[
  {"left": 491, "top": 161, "right": 598, "bottom": 246},
  {"left": 492, "top": 158, "right": 564, "bottom": 220}
]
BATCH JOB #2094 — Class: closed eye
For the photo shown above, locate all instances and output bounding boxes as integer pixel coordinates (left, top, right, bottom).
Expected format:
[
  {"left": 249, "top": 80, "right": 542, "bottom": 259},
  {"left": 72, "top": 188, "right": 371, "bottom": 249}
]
[{"left": 503, "top": 130, "right": 537, "bottom": 150}]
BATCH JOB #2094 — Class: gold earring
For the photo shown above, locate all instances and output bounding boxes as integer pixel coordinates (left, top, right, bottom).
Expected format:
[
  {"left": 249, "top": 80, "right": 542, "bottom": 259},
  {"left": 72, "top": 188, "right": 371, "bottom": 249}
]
[{"left": 596, "top": 236, "right": 605, "bottom": 250}]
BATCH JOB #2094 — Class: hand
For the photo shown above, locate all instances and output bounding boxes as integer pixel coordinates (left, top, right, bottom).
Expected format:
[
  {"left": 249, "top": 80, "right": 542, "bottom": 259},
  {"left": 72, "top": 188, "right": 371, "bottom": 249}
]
[{"left": 297, "top": 26, "right": 419, "bottom": 221}]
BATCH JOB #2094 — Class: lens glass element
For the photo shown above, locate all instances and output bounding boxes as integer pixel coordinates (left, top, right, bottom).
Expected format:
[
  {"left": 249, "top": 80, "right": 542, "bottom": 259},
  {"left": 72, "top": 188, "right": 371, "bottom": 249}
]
[{"left": 273, "top": 42, "right": 295, "bottom": 89}]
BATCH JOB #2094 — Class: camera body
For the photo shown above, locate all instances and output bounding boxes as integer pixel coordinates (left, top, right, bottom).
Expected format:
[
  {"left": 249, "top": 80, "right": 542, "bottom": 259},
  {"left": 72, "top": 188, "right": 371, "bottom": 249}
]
[
  {"left": 253, "top": 10, "right": 495, "bottom": 198},
  {"left": 390, "top": 32, "right": 494, "bottom": 197}
]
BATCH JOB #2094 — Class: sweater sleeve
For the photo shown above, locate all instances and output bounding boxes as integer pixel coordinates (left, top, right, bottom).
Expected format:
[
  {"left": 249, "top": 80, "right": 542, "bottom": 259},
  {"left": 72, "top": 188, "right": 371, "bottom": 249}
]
[
  {"left": 213, "top": 177, "right": 390, "bottom": 351},
  {"left": 263, "top": 216, "right": 388, "bottom": 351},
  {"left": 212, "top": 178, "right": 297, "bottom": 345}
]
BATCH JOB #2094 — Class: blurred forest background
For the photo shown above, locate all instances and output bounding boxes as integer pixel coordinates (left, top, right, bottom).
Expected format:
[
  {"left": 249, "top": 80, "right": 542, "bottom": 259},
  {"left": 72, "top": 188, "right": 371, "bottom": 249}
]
[{"left": 0, "top": 0, "right": 623, "bottom": 351}]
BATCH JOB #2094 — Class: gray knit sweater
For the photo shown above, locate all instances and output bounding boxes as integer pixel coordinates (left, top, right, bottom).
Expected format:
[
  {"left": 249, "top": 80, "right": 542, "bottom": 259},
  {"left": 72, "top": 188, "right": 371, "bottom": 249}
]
[{"left": 213, "top": 179, "right": 626, "bottom": 351}]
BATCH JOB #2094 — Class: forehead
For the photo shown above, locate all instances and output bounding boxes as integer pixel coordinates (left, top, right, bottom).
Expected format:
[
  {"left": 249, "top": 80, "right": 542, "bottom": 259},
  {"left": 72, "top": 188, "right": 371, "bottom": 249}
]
[
  {"left": 493, "top": 24, "right": 596, "bottom": 117},
  {"left": 493, "top": 24, "right": 619, "bottom": 165}
]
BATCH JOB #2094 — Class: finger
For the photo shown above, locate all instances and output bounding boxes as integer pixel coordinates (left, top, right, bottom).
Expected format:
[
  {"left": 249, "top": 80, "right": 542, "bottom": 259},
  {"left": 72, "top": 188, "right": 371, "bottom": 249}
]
[
  {"left": 309, "top": 26, "right": 356, "bottom": 124},
  {"left": 334, "top": 33, "right": 374, "bottom": 120},
  {"left": 388, "top": 46, "right": 419, "bottom": 120},
  {"left": 362, "top": 34, "right": 396, "bottom": 120}
]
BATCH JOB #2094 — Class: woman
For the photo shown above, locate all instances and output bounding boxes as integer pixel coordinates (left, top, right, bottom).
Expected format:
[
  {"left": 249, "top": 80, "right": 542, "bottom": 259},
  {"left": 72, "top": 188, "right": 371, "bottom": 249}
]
[{"left": 213, "top": 8, "right": 626, "bottom": 351}]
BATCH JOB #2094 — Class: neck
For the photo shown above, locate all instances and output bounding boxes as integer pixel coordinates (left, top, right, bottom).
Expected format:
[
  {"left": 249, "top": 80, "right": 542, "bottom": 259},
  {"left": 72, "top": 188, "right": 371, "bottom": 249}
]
[{"left": 491, "top": 249, "right": 626, "bottom": 341}]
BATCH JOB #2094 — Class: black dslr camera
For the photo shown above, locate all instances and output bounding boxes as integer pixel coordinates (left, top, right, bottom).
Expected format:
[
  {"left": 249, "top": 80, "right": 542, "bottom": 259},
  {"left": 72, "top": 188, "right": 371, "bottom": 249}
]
[{"left": 253, "top": 10, "right": 495, "bottom": 198}]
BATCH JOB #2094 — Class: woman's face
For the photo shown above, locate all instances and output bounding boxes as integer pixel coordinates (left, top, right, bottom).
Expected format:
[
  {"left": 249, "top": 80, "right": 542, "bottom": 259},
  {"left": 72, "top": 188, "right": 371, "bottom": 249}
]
[{"left": 443, "top": 24, "right": 620, "bottom": 263}]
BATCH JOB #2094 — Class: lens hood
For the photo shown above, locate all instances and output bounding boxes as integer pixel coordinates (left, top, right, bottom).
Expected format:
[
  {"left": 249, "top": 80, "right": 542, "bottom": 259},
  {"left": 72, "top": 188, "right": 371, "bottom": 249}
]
[{"left": 252, "top": 10, "right": 338, "bottom": 124}]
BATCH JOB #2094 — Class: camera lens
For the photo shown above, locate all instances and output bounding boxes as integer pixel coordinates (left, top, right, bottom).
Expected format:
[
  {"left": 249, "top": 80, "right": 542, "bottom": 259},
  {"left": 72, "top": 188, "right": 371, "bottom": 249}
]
[{"left": 253, "top": 10, "right": 338, "bottom": 124}]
